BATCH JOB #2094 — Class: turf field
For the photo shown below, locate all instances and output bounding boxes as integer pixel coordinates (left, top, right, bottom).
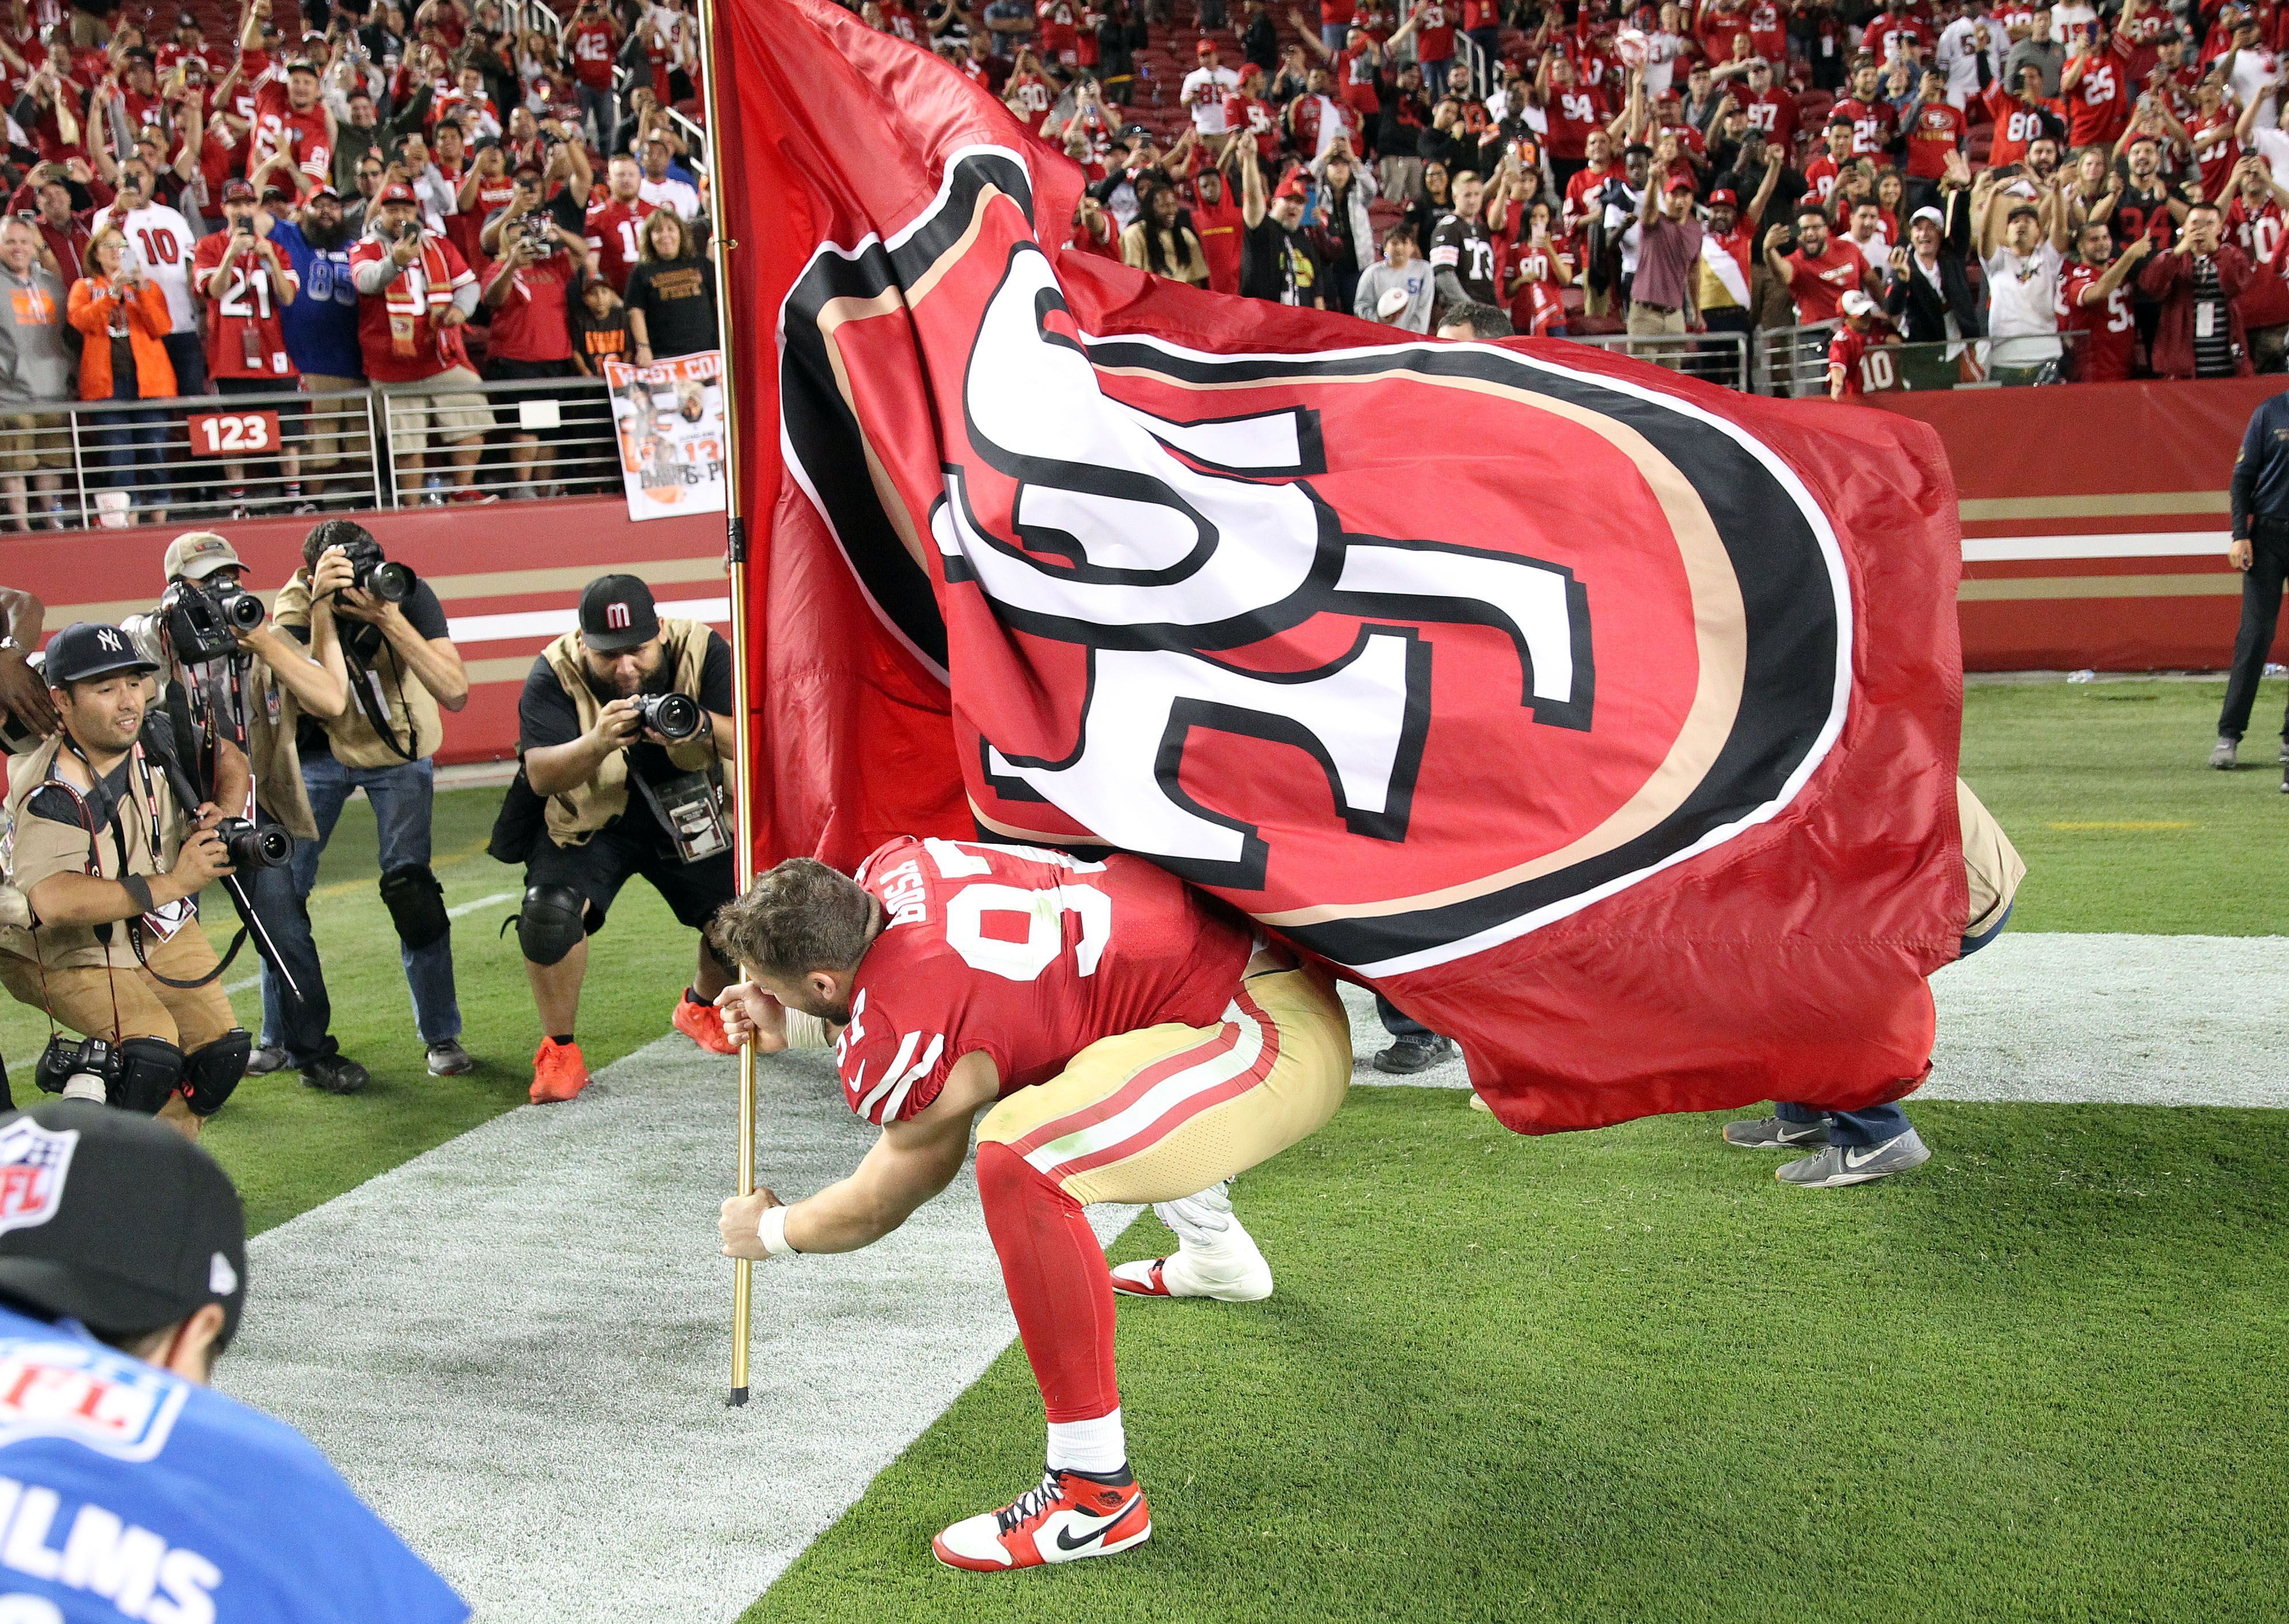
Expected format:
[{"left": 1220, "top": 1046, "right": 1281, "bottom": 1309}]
[{"left": 749, "top": 678, "right": 2289, "bottom": 1624}]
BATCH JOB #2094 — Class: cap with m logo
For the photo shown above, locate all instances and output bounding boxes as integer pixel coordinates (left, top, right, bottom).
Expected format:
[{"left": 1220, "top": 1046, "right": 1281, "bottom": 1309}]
[{"left": 577, "top": 573, "right": 660, "bottom": 654}]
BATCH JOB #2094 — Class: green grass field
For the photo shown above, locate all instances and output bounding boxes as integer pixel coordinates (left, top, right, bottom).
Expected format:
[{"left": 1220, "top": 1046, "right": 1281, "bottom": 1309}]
[
  {"left": 748, "top": 678, "right": 2289, "bottom": 1624},
  {"left": 13, "top": 679, "right": 2283, "bottom": 1620}
]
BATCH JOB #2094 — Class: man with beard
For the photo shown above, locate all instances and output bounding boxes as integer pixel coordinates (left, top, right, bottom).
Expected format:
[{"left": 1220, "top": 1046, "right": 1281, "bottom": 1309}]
[
  {"left": 270, "top": 185, "right": 365, "bottom": 506},
  {"left": 505, "top": 576, "right": 740, "bottom": 1102}
]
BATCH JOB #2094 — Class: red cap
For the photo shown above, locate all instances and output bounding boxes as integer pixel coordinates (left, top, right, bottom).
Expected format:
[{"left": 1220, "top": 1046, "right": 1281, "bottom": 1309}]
[
  {"left": 220, "top": 178, "right": 255, "bottom": 201},
  {"left": 1666, "top": 174, "right": 1697, "bottom": 194},
  {"left": 1196, "top": 36, "right": 1217, "bottom": 53},
  {"left": 1707, "top": 187, "right": 1738, "bottom": 207},
  {"left": 1273, "top": 172, "right": 1309, "bottom": 201},
  {"left": 377, "top": 181, "right": 418, "bottom": 205}
]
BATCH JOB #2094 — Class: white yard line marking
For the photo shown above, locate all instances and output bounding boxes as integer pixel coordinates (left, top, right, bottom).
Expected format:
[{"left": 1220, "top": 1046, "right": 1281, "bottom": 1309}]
[
  {"left": 223, "top": 976, "right": 261, "bottom": 994},
  {"left": 446, "top": 890, "right": 518, "bottom": 920},
  {"left": 219, "top": 1038, "right": 1135, "bottom": 1624},
  {"left": 1346, "top": 934, "right": 2289, "bottom": 1110}
]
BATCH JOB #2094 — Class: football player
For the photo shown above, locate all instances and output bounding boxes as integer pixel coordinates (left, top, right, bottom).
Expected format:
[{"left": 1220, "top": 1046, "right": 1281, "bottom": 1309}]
[{"left": 712, "top": 839, "right": 1355, "bottom": 1571}]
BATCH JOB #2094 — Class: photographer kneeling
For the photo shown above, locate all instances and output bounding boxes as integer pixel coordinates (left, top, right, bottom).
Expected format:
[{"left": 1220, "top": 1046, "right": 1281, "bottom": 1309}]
[
  {"left": 0, "top": 624, "right": 252, "bottom": 1139},
  {"left": 507, "top": 576, "right": 738, "bottom": 1103},
  {"left": 153, "top": 533, "right": 373, "bottom": 1096}
]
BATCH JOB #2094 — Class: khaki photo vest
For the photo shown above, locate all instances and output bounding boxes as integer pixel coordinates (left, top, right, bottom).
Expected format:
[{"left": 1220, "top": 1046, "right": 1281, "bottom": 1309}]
[
  {"left": 538, "top": 617, "right": 725, "bottom": 849},
  {"left": 273, "top": 569, "right": 445, "bottom": 767},
  {"left": 0, "top": 732, "right": 192, "bottom": 972}
]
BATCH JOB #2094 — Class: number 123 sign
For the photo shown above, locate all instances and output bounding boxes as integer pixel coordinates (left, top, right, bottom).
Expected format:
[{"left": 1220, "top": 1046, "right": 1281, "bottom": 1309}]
[{"left": 187, "top": 410, "right": 281, "bottom": 457}]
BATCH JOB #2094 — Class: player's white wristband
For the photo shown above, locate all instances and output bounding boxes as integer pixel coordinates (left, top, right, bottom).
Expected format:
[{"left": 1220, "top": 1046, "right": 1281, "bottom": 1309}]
[
  {"left": 782, "top": 1010, "right": 835, "bottom": 1051},
  {"left": 756, "top": 1203, "right": 799, "bottom": 1258}
]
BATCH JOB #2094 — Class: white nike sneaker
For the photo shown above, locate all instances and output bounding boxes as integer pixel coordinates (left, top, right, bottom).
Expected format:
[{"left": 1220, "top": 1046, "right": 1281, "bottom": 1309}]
[
  {"left": 1110, "top": 1183, "right": 1275, "bottom": 1301},
  {"left": 932, "top": 1466, "right": 1151, "bottom": 1571}
]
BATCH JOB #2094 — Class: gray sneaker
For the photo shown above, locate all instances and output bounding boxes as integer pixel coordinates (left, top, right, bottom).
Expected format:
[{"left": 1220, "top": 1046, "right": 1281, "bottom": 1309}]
[
  {"left": 1777, "top": 1128, "right": 1931, "bottom": 1188},
  {"left": 1722, "top": 1114, "right": 1829, "bottom": 1148},
  {"left": 244, "top": 1044, "right": 290, "bottom": 1077},
  {"left": 426, "top": 1040, "right": 474, "bottom": 1077},
  {"left": 2210, "top": 736, "right": 2239, "bottom": 769},
  {"left": 300, "top": 1055, "right": 371, "bottom": 1095}
]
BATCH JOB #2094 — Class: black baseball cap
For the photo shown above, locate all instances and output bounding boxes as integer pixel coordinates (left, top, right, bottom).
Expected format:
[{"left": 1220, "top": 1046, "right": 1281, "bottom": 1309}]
[
  {"left": 578, "top": 574, "right": 660, "bottom": 652},
  {"left": 43, "top": 622, "right": 159, "bottom": 686},
  {"left": 0, "top": 1102, "right": 247, "bottom": 1347}
]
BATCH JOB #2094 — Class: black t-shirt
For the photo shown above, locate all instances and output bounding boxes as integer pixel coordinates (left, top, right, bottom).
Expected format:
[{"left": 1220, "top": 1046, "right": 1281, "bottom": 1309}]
[
  {"left": 518, "top": 630, "right": 733, "bottom": 836},
  {"left": 289, "top": 578, "right": 451, "bottom": 757},
  {"left": 1240, "top": 216, "right": 1322, "bottom": 306},
  {"left": 623, "top": 257, "right": 718, "bottom": 358}
]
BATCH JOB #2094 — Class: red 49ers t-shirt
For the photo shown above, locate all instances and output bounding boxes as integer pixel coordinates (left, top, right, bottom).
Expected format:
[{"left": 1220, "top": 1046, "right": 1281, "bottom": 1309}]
[
  {"left": 2059, "top": 261, "right": 2136, "bottom": 382},
  {"left": 193, "top": 229, "right": 298, "bottom": 379},
  {"left": 1785, "top": 240, "right": 1869, "bottom": 322},
  {"left": 836, "top": 837, "right": 1254, "bottom": 1125}
]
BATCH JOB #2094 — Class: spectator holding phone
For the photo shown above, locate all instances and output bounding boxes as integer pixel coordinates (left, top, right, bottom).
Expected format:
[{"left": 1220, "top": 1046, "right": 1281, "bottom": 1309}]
[
  {"left": 67, "top": 226, "right": 174, "bottom": 525},
  {"left": 192, "top": 178, "right": 304, "bottom": 516},
  {"left": 348, "top": 180, "right": 491, "bottom": 503},
  {"left": 480, "top": 165, "right": 585, "bottom": 496}
]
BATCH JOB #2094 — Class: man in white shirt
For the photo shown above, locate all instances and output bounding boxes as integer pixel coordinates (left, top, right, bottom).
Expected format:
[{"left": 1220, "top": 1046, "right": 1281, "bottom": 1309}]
[
  {"left": 89, "top": 163, "right": 206, "bottom": 394},
  {"left": 1842, "top": 197, "right": 1892, "bottom": 271},
  {"left": 637, "top": 135, "right": 704, "bottom": 222},
  {"left": 1936, "top": 11, "right": 2004, "bottom": 108},
  {"left": 1641, "top": 5, "right": 1687, "bottom": 101},
  {"left": 2225, "top": 15, "right": 2282, "bottom": 134},
  {"left": 1981, "top": 201, "right": 2064, "bottom": 367},
  {"left": 1180, "top": 38, "right": 1240, "bottom": 137}
]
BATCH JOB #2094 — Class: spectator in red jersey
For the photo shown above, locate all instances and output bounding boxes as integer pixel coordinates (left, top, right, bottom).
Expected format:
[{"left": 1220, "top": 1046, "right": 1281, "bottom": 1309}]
[
  {"left": 1067, "top": 190, "right": 1121, "bottom": 259},
  {"left": 349, "top": 180, "right": 491, "bottom": 504},
  {"left": 2179, "top": 77, "right": 2242, "bottom": 204},
  {"left": 482, "top": 168, "right": 585, "bottom": 497},
  {"left": 251, "top": 56, "right": 334, "bottom": 202},
  {"left": 1826, "top": 287, "right": 1896, "bottom": 397},
  {"left": 1804, "top": 116, "right": 1855, "bottom": 207},
  {"left": 1534, "top": 49, "right": 1612, "bottom": 193},
  {"left": 2058, "top": 18, "right": 2135, "bottom": 153},
  {"left": 1500, "top": 198, "right": 1573, "bottom": 336},
  {"left": 2138, "top": 200, "right": 2254, "bottom": 377},
  {"left": 193, "top": 178, "right": 304, "bottom": 516},
  {"left": 1183, "top": 147, "right": 1245, "bottom": 294},
  {"left": 563, "top": 0, "right": 621, "bottom": 156},
  {"left": 1727, "top": 56, "right": 1798, "bottom": 147},
  {"left": 2060, "top": 218, "right": 2150, "bottom": 380},
  {"left": 13, "top": 49, "right": 83, "bottom": 162},
  {"left": 1223, "top": 63, "right": 1281, "bottom": 165},
  {"left": 1982, "top": 60, "right": 2069, "bottom": 168},
  {"left": 1562, "top": 127, "right": 1623, "bottom": 233},
  {"left": 1900, "top": 65, "right": 1967, "bottom": 213},
  {"left": 28, "top": 165, "right": 90, "bottom": 286},
  {"left": 2221, "top": 154, "right": 2289, "bottom": 367},
  {"left": 1863, "top": 0, "right": 1936, "bottom": 65},
  {"left": 1832, "top": 57, "right": 1899, "bottom": 162},
  {"left": 1765, "top": 200, "right": 1876, "bottom": 321},
  {"left": 584, "top": 154, "right": 652, "bottom": 295}
]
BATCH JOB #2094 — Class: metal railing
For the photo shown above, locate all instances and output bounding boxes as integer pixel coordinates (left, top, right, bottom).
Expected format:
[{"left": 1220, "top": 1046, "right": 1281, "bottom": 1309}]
[
  {"left": 1560, "top": 328, "right": 1751, "bottom": 391},
  {"left": 1752, "top": 321, "right": 2086, "bottom": 397},
  {"left": 0, "top": 375, "right": 624, "bottom": 535}
]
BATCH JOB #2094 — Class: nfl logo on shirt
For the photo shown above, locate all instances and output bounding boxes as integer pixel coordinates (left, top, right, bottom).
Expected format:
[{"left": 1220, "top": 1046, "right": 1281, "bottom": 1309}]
[
  {"left": 0, "top": 1339, "right": 190, "bottom": 1463},
  {"left": 0, "top": 1117, "right": 77, "bottom": 1238}
]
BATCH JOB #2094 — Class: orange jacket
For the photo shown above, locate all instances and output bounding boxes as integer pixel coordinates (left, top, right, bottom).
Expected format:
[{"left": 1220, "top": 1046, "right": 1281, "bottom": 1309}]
[{"left": 67, "top": 276, "right": 176, "bottom": 401}]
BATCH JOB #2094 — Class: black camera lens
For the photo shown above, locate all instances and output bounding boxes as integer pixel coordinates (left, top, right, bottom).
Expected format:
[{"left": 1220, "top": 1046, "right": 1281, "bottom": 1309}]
[
  {"left": 216, "top": 817, "right": 290, "bottom": 870},
  {"left": 211, "top": 583, "right": 265, "bottom": 631},
  {"left": 639, "top": 692, "right": 701, "bottom": 741},
  {"left": 368, "top": 560, "right": 417, "bottom": 603}
]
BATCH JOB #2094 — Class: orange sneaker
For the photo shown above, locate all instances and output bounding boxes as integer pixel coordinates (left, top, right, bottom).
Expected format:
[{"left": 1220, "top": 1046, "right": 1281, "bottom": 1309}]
[
  {"left": 529, "top": 1038, "right": 590, "bottom": 1104},
  {"left": 672, "top": 994, "right": 737, "bottom": 1055}
]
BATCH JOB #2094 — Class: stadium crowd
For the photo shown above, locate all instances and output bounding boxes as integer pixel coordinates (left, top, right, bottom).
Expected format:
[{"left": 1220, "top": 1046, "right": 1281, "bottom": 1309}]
[
  {"left": 877, "top": 0, "right": 2289, "bottom": 397},
  {"left": 0, "top": 0, "right": 719, "bottom": 530}
]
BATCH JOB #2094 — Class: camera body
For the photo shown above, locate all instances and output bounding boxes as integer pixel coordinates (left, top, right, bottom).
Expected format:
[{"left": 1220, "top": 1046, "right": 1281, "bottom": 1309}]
[
  {"left": 333, "top": 535, "right": 418, "bottom": 605},
  {"left": 35, "top": 1034, "right": 118, "bottom": 1102},
  {"left": 151, "top": 576, "right": 260, "bottom": 665},
  {"left": 636, "top": 691, "right": 701, "bottom": 742},
  {"left": 213, "top": 815, "right": 290, "bottom": 871}
]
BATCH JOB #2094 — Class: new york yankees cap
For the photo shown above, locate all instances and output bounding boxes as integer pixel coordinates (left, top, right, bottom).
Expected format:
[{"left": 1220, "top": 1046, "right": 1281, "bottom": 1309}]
[
  {"left": 44, "top": 622, "right": 160, "bottom": 686},
  {"left": 578, "top": 574, "right": 660, "bottom": 652},
  {"left": 0, "top": 1102, "right": 248, "bottom": 1347}
]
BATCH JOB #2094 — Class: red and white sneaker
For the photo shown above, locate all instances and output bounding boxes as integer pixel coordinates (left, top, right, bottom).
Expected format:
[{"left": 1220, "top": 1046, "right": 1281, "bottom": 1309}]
[{"left": 932, "top": 1466, "right": 1151, "bottom": 1571}]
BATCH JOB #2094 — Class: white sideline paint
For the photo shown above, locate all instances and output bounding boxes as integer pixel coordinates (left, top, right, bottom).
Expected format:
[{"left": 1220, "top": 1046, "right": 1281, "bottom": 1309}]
[
  {"left": 1346, "top": 934, "right": 2289, "bottom": 1110},
  {"left": 220, "top": 895, "right": 519, "bottom": 995},
  {"left": 219, "top": 1040, "right": 1136, "bottom": 1624},
  {"left": 1961, "top": 531, "right": 2227, "bottom": 563},
  {"left": 217, "top": 934, "right": 2283, "bottom": 1624}
]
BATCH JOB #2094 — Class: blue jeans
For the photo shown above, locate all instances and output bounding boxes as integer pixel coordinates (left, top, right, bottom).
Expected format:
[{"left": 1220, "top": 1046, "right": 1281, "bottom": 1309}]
[
  {"left": 1781, "top": 900, "right": 2015, "bottom": 1148},
  {"left": 261, "top": 752, "right": 462, "bottom": 1054},
  {"left": 1375, "top": 993, "right": 1438, "bottom": 1044},
  {"left": 577, "top": 82, "right": 619, "bottom": 157},
  {"left": 87, "top": 406, "right": 169, "bottom": 503}
]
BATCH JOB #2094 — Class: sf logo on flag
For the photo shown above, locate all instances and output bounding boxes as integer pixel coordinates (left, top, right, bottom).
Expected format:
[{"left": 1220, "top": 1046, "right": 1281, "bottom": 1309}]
[{"left": 780, "top": 149, "right": 1852, "bottom": 974}]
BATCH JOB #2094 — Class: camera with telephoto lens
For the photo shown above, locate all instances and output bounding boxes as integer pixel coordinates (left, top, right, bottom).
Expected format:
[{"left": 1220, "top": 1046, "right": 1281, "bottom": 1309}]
[
  {"left": 151, "top": 576, "right": 258, "bottom": 665},
  {"left": 333, "top": 535, "right": 417, "bottom": 605},
  {"left": 635, "top": 691, "right": 701, "bottom": 742},
  {"left": 213, "top": 815, "right": 290, "bottom": 871},
  {"left": 35, "top": 1033, "right": 119, "bottom": 1101}
]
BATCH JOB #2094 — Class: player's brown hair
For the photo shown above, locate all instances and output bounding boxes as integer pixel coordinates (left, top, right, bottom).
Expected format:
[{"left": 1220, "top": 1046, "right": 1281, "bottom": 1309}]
[{"left": 709, "top": 858, "right": 875, "bottom": 980}]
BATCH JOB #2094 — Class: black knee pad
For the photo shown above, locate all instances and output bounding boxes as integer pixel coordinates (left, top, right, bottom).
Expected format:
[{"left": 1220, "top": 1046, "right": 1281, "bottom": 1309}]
[
  {"left": 515, "top": 884, "right": 589, "bottom": 967},
  {"left": 379, "top": 863, "right": 450, "bottom": 951},
  {"left": 182, "top": 1029, "right": 251, "bottom": 1118},
  {"left": 112, "top": 1036, "right": 185, "bottom": 1116}
]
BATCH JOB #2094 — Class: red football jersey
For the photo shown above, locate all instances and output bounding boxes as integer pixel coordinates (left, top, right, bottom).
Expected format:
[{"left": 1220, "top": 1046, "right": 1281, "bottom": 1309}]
[
  {"left": 1903, "top": 99, "right": 1965, "bottom": 179},
  {"left": 1004, "top": 69, "right": 1055, "bottom": 133},
  {"left": 2193, "top": 110, "right": 2241, "bottom": 205},
  {"left": 585, "top": 195, "right": 652, "bottom": 292},
  {"left": 1826, "top": 326, "right": 1895, "bottom": 397},
  {"left": 1738, "top": 85, "right": 1797, "bottom": 145},
  {"left": 1832, "top": 95, "right": 1896, "bottom": 161},
  {"left": 1541, "top": 83, "right": 1610, "bottom": 161},
  {"left": 837, "top": 837, "right": 1255, "bottom": 1125},
  {"left": 570, "top": 17, "right": 619, "bottom": 90},
  {"left": 2059, "top": 261, "right": 2136, "bottom": 382},
  {"left": 2062, "top": 40, "right": 2132, "bottom": 150},
  {"left": 193, "top": 230, "right": 298, "bottom": 380},
  {"left": 1223, "top": 91, "right": 1281, "bottom": 161},
  {"left": 252, "top": 79, "right": 331, "bottom": 189}
]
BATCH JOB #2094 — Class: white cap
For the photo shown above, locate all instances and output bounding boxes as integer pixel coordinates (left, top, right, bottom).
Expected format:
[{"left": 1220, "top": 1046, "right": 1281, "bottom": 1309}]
[
  {"left": 1910, "top": 205, "right": 1946, "bottom": 229},
  {"left": 1840, "top": 290, "right": 1877, "bottom": 317}
]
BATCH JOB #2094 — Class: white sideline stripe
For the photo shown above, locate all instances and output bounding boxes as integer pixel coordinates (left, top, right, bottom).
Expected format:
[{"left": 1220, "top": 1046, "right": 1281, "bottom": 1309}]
[
  {"left": 217, "top": 1037, "right": 1137, "bottom": 1624},
  {"left": 445, "top": 597, "right": 732, "bottom": 647},
  {"left": 1963, "top": 531, "right": 2228, "bottom": 562},
  {"left": 446, "top": 890, "right": 518, "bottom": 920},
  {"left": 1344, "top": 934, "right": 2289, "bottom": 1110}
]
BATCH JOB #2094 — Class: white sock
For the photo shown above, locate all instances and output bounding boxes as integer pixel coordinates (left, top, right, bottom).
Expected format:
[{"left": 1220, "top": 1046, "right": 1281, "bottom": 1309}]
[{"left": 1046, "top": 1408, "right": 1126, "bottom": 1475}]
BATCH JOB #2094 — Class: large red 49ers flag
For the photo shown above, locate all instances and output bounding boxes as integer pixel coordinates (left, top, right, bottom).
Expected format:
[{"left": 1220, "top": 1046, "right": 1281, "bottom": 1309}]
[{"left": 717, "top": 0, "right": 1968, "bottom": 1132}]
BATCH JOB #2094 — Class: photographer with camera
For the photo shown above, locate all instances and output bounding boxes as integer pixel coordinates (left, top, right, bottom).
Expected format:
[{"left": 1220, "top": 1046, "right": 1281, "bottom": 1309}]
[
  {"left": 0, "top": 621, "right": 253, "bottom": 1139},
  {"left": 271, "top": 519, "right": 473, "bottom": 1078},
  {"left": 479, "top": 162, "right": 584, "bottom": 498},
  {"left": 348, "top": 180, "right": 492, "bottom": 506},
  {"left": 147, "top": 532, "right": 375, "bottom": 1097},
  {"left": 505, "top": 575, "right": 736, "bottom": 1104}
]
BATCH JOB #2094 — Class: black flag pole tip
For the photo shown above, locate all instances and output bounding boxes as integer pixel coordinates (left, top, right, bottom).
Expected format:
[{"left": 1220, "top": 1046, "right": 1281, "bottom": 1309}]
[{"left": 729, "top": 1386, "right": 749, "bottom": 1407}]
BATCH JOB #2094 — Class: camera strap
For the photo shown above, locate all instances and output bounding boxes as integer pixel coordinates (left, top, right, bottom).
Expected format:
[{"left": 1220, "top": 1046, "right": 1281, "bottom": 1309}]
[
  {"left": 56, "top": 734, "right": 243, "bottom": 990},
  {"left": 340, "top": 627, "right": 421, "bottom": 763}
]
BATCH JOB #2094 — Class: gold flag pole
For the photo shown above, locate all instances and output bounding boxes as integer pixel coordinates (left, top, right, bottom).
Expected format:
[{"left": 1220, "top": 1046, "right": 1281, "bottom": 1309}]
[{"left": 693, "top": 0, "right": 756, "bottom": 1408}]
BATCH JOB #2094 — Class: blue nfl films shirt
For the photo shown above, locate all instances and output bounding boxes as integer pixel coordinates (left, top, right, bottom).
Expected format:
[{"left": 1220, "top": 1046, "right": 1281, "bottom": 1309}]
[
  {"left": 266, "top": 219, "right": 364, "bottom": 381},
  {"left": 0, "top": 1304, "right": 465, "bottom": 1622}
]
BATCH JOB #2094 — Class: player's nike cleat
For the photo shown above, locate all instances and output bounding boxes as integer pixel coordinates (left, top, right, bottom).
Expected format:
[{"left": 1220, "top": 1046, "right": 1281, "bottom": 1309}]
[
  {"left": 1109, "top": 1231, "right": 1274, "bottom": 1300},
  {"left": 1723, "top": 1114, "right": 1831, "bottom": 1149},
  {"left": 932, "top": 1466, "right": 1151, "bottom": 1571},
  {"left": 528, "top": 1038, "right": 591, "bottom": 1104},
  {"left": 1777, "top": 1127, "right": 1932, "bottom": 1187},
  {"left": 672, "top": 993, "right": 738, "bottom": 1055}
]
